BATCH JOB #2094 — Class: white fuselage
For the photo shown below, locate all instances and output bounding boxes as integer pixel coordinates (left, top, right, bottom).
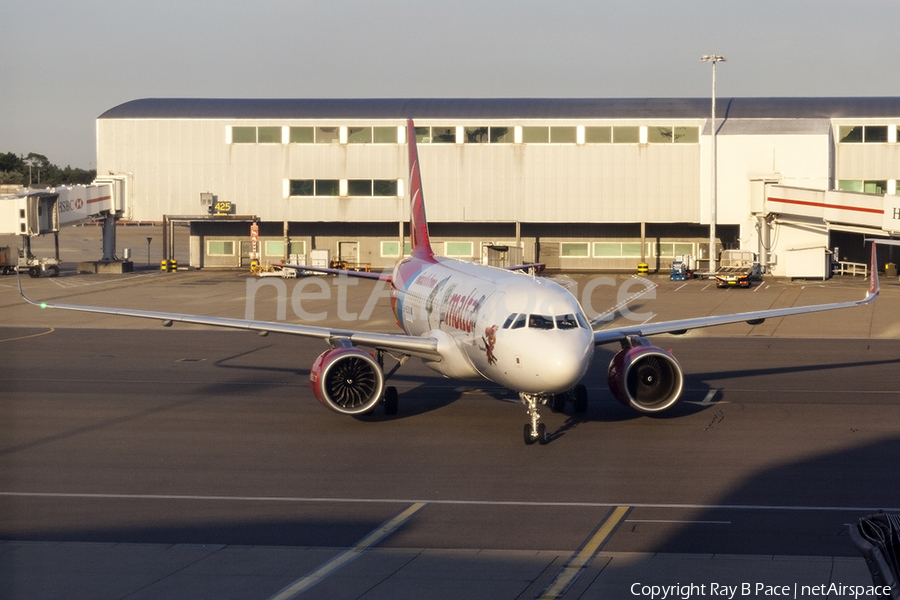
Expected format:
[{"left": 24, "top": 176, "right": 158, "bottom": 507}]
[{"left": 391, "top": 256, "right": 595, "bottom": 394}]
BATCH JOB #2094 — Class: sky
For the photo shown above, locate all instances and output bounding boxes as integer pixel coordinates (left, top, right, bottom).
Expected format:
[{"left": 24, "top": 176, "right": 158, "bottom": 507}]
[{"left": 2, "top": 0, "right": 898, "bottom": 169}]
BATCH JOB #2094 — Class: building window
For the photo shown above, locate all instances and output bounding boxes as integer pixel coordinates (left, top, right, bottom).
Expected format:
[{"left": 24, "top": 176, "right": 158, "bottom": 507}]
[
  {"left": 593, "top": 242, "right": 622, "bottom": 257},
  {"left": 290, "top": 179, "right": 399, "bottom": 197},
  {"left": 838, "top": 180, "right": 888, "bottom": 194},
  {"left": 465, "top": 127, "right": 490, "bottom": 143},
  {"left": 560, "top": 242, "right": 590, "bottom": 257},
  {"left": 265, "top": 241, "right": 285, "bottom": 256},
  {"left": 347, "top": 127, "right": 373, "bottom": 144},
  {"left": 585, "top": 127, "right": 612, "bottom": 144},
  {"left": 373, "top": 180, "right": 399, "bottom": 196},
  {"left": 315, "top": 127, "right": 340, "bottom": 144},
  {"left": 522, "top": 126, "right": 550, "bottom": 143},
  {"left": 839, "top": 125, "right": 889, "bottom": 143},
  {"left": 232, "top": 127, "right": 257, "bottom": 143},
  {"left": 613, "top": 126, "right": 640, "bottom": 144},
  {"left": 289, "top": 127, "right": 314, "bottom": 143},
  {"left": 550, "top": 127, "right": 577, "bottom": 144},
  {"left": 348, "top": 180, "right": 372, "bottom": 196},
  {"left": 207, "top": 240, "right": 235, "bottom": 255},
  {"left": 647, "top": 126, "right": 674, "bottom": 143},
  {"left": 257, "top": 127, "right": 281, "bottom": 143},
  {"left": 289, "top": 241, "right": 306, "bottom": 255},
  {"left": 445, "top": 241, "right": 474, "bottom": 257},
  {"left": 373, "top": 126, "right": 399, "bottom": 143},
  {"left": 381, "top": 241, "right": 400, "bottom": 257},
  {"left": 315, "top": 180, "right": 340, "bottom": 196},
  {"left": 621, "top": 242, "right": 643, "bottom": 257},
  {"left": 289, "top": 180, "right": 314, "bottom": 196},
  {"left": 415, "top": 126, "right": 456, "bottom": 143},
  {"left": 674, "top": 126, "right": 700, "bottom": 144},
  {"left": 655, "top": 242, "right": 696, "bottom": 257},
  {"left": 232, "top": 126, "right": 280, "bottom": 144}
]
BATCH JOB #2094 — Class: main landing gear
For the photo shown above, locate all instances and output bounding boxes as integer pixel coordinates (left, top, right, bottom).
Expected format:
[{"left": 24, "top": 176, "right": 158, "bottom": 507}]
[
  {"left": 521, "top": 384, "right": 588, "bottom": 445},
  {"left": 376, "top": 350, "right": 407, "bottom": 416}
]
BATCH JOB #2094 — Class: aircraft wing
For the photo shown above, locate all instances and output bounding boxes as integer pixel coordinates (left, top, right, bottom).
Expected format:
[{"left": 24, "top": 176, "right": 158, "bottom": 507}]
[
  {"left": 593, "top": 243, "right": 880, "bottom": 346},
  {"left": 504, "top": 263, "right": 545, "bottom": 272},
  {"left": 17, "top": 276, "right": 440, "bottom": 360},
  {"left": 274, "top": 263, "right": 393, "bottom": 282}
]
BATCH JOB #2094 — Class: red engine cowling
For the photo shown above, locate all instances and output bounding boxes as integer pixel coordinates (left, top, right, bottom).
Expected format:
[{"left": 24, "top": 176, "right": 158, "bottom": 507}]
[
  {"left": 607, "top": 344, "right": 683, "bottom": 413},
  {"left": 310, "top": 347, "right": 384, "bottom": 415}
]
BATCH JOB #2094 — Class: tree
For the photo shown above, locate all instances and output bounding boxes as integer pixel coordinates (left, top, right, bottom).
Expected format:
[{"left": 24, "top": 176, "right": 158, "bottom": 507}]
[{"left": 0, "top": 152, "right": 96, "bottom": 187}]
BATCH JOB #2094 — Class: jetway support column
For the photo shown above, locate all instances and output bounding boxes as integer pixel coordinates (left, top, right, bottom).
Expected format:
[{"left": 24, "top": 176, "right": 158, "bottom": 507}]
[
  {"left": 757, "top": 215, "right": 770, "bottom": 273},
  {"left": 101, "top": 213, "right": 117, "bottom": 261}
]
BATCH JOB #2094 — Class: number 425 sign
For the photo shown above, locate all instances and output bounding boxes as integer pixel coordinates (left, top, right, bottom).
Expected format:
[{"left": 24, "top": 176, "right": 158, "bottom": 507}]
[{"left": 212, "top": 201, "right": 236, "bottom": 215}]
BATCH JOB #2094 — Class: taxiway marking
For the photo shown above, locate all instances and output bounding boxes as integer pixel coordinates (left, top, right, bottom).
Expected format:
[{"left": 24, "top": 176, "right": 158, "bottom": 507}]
[
  {"left": 266, "top": 501, "right": 427, "bottom": 600},
  {"left": 535, "top": 505, "right": 630, "bottom": 600},
  {"left": 1, "top": 492, "right": 898, "bottom": 513}
]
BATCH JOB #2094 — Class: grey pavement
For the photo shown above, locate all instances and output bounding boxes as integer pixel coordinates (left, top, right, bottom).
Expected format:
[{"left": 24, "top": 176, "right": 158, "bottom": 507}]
[
  {"left": 0, "top": 540, "right": 878, "bottom": 600},
  {"left": 1, "top": 225, "right": 895, "bottom": 599}
]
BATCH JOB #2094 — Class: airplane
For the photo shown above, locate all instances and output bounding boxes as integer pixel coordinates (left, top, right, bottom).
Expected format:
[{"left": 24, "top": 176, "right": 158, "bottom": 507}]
[{"left": 19, "top": 119, "right": 880, "bottom": 445}]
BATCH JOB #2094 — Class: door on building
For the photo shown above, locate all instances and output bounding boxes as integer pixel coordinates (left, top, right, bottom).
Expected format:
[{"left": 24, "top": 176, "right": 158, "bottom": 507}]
[
  {"left": 537, "top": 241, "right": 560, "bottom": 270},
  {"left": 240, "top": 240, "right": 252, "bottom": 268},
  {"left": 338, "top": 241, "right": 359, "bottom": 268}
]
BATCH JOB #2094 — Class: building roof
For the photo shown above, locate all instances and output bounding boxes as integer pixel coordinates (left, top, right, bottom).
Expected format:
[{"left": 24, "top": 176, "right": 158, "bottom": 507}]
[{"left": 98, "top": 97, "right": 900, "bottom": 121}]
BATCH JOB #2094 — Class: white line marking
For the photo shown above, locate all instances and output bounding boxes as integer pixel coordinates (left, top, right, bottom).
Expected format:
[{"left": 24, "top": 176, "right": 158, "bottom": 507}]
[
  {"left": 625, "top": 519, "right": 731, "bottom": 524},
  {"left": 266, "top": 502, "right": 427, "bottom": 600},
  {"left": 685, "top": 389, "right": 721, "bottom": 406},
  {"left": 675, "top": 283, "right": 688, "bottom": 292},
  {"left": 1, "top": 492, "right": 896, "bottom": 513}
]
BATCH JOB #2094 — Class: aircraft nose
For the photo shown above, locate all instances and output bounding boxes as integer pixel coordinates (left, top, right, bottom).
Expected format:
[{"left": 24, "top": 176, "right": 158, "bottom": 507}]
[{"left": 518, "top": 330, "right": 594, "bottom": 393}]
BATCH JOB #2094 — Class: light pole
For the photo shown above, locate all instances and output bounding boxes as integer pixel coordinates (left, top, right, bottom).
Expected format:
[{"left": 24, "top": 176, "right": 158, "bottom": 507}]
[{"left": 701, "top": 54, "right": 725, "bottom": 272}]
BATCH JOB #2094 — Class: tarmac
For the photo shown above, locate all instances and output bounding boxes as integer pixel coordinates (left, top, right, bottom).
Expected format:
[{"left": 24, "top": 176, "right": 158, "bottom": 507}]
[{"left": 1, "top": 224, "right": 897, "bottom": 599}]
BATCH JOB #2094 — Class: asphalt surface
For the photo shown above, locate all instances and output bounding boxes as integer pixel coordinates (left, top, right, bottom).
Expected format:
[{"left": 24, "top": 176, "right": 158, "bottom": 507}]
[{"left": 1, "top": 226, "right": 899, "bottom": 599}]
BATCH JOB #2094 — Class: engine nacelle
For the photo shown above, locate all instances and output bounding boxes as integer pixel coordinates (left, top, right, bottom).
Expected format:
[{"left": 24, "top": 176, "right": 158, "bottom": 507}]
[
  {"left": 310, "top": 347, "right": 384, "bottom": 415},
  {"left": 607, "top": 342, "right": 683, "bottom": 413}
]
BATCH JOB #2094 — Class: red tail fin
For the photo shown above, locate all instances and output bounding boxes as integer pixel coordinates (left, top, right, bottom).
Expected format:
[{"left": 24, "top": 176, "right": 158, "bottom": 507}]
[{"left": 406, "top": 119, "right": 435, "bottom": 260}]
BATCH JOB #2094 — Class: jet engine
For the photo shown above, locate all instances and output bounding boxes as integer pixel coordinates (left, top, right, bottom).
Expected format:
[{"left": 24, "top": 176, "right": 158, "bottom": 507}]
[
  {"left": 607, "top": 337, "right": 683, "bottom": 413},
  {"left": 310, "top": 347, "right": 384, "bottom": 415}
]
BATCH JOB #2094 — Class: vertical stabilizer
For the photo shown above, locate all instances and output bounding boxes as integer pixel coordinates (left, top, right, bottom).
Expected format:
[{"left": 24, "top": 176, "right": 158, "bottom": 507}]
[{"left": 406, "top": 119, "right": 435, "bottom": 260}]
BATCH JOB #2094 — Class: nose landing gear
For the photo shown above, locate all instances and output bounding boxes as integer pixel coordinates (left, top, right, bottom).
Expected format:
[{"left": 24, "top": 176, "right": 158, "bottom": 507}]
[
  {"left": 520, "top": 384, "right": 589, "bottom": 445},
  {"left": 521, "top": 392, "right": 549, "bottom": 445}
]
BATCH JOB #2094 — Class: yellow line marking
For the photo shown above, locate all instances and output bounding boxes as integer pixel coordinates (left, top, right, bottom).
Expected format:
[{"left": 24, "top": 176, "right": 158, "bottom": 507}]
[
  {"left": 0, "top": 328, "right": 55, "bottom": 343},
  {"left": 266, "top": 502, "right": 427, "bottom": 600},
  {"left": 536, "top": 505, "right": 630, "bottom": 600}
]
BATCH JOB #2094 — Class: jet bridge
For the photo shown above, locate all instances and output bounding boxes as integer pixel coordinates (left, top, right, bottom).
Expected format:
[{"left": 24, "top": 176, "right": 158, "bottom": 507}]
[
  {"left": 0, "top": 177, "right": 128, "bottom": 276},
  {"left": 756, "top": 184, "right": 900, "bottom": 279}
]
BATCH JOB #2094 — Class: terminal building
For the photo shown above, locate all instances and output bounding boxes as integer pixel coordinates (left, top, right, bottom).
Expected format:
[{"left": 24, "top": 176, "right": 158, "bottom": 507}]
[{"left": 96, "top": 97, "right": 900, "bottom": 277}]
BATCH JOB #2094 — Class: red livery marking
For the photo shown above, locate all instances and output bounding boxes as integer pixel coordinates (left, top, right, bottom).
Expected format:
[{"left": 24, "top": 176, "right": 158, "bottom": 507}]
[{"left": 767, "top": 196, "right": 883, "bottom": 215}]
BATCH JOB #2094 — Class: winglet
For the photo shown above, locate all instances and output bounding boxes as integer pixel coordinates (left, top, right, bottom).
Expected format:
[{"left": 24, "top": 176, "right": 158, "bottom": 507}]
[
  {"left": 868, "top": 241, "right": 880, "bottom": 301},
  {"left": 406, "top": 119, "right": 435, "bottom": 261},
  {"left": 16, "top": 269, "right": 44, "bottom": 308}
]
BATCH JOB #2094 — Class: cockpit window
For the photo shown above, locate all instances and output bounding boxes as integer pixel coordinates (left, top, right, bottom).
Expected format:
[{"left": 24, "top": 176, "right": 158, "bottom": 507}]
[
  {"left": 528, "top": 314, "right": 554, "bottom": 330},
  {"left": 576, "top": 312, "right": 590, "bottom": 329},
  {"left": 555, "top": 314, "right": 579, "bottom": 330},
  {"left": 505, "top": 312, "right": 588, "bottom": 330}
]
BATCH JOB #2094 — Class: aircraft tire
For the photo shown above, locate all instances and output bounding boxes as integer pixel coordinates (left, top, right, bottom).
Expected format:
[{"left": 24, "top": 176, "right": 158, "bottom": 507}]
[
  {"left": 537, "top": 423, "right": 548, "bottom": 445},
  {"left": 573, "top": 384, "right": 588, "bottom": 413},
  {"left": 550, "top": 394, "right": 566, "bottom": 413},
  {"left": 383, "top": 386, "right": 398, "bottom": 416},
  {"left": 524, "top": 424, "right": 536, "bottom": 445}
]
